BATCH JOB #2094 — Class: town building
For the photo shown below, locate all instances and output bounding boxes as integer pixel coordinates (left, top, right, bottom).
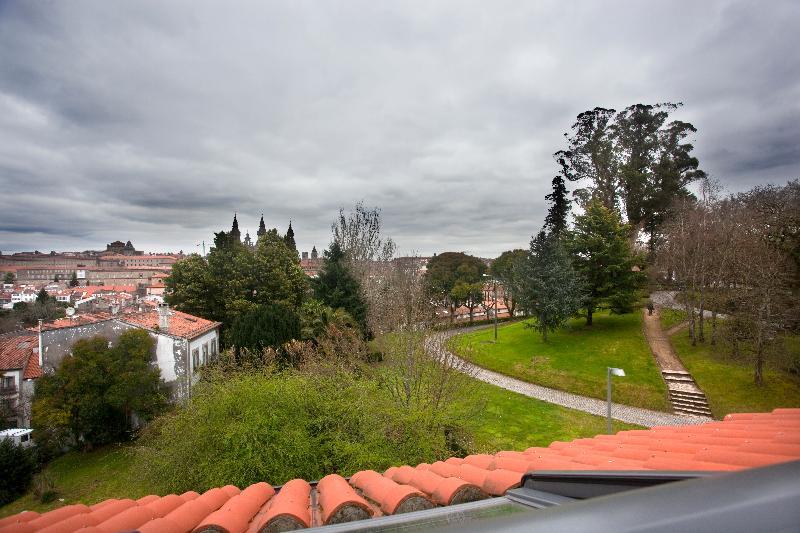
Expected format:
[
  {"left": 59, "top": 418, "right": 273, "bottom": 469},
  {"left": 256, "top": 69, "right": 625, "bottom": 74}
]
[
  {"left": 34, "top": 306, "right": 221, "bottom": 402},
  {"left": 0, "top": 333, "right": 42, "bottom": 427}
]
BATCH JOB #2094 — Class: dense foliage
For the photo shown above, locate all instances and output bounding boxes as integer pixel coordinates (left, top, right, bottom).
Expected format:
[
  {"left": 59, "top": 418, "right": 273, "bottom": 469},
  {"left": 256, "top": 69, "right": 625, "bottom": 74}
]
[
  {"left": 425, "top": 252, "right": 487, "bottom": 322},
  {"left": 134, "top": 367, "right": 461, "bottom": 493},
  {"left": 561, "top": 103, "right": 704, "bottom": 249},
  {"left": 0, "top": 299, "right": 66, "bottom": 334},
  {"left": 489, "top": 249, "right": 526, "bottom": 318},
  {"left": 228, "top": 303, "right": 301, "bottom": 356},
  {"left": 166, "top": 227, "right": 307, "bottom": 335},
  {"left": 32, "top": 330, "right": 166, "bottom": 452},
  {"left": 567, "top": 199, "right": 644, "bottom": 324},
  {"left": 313, "top": 242, "right": 368, "bottom": 333},
  {"left": 0, "top": 439, "right": 37, "bottom": 506},
  {"left": 518, "top": 232, "right": 583, "bottom": 341}
]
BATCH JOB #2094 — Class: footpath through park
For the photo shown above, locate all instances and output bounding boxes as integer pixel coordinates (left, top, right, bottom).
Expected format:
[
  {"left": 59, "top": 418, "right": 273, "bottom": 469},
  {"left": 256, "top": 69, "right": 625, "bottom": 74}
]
[{"left": 426, "top": 325, "right": 710, "bottom": 428}]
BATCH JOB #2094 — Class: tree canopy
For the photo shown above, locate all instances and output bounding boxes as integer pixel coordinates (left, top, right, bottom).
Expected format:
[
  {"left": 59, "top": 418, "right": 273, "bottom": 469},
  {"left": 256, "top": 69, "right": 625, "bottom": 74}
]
[
  {"left": 518, "top": 232, "right": 583, "bottom": 341},
  {"left": 567, "top": 199, "right": 643, "bottom": 325},
  {"left": 32, "top": 330, "right": 166, "bottom": 450},
  {"left": 313, "top": 242, "right": 368, "bottom": 333},
  {"left": 425, "top": 252, "right": 487, "bottom": 322}
]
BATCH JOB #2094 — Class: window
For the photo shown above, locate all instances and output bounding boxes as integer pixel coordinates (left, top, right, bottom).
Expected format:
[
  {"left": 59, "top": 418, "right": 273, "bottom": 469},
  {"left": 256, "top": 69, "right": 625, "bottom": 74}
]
[
  {"left": 2, "top": 376, "right": 13, "bottom": 391},
  {"left": 202, "top": 343, "right": 209, "bottom": 364},
  {"left": 211, "top": 339, "right": 217, "bottom": 359},
  {"left": 192, "top": 349, "right": 200, "bottom": 372}
]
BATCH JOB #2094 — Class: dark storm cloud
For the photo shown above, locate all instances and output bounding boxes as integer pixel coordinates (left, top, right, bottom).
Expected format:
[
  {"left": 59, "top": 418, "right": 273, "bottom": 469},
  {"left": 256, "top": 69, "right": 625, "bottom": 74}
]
[{"left": 0, "top": 0, "right": 798, "bottom": 257}]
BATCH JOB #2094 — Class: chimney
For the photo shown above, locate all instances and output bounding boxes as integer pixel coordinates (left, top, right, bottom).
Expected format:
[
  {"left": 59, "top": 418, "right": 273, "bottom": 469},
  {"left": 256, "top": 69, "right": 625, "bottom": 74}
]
[
  {"left": 157, "top": 303, "right": 171, "bottom": 331},
  {"left": 302, "top": 251, "right": 309, "bottom": 260}
]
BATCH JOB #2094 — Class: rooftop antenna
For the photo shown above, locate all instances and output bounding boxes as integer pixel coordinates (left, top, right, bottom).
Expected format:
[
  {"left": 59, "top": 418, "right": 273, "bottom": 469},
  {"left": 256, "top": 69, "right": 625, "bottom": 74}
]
[{"left": 196, "top": 240, "right": 206, "bottom": 256}]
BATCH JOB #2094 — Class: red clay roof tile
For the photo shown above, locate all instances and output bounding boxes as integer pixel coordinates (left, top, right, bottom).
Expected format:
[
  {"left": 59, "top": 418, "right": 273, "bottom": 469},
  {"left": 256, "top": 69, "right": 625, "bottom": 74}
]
[
  {"left": 4, "top": 409, "right": 800, "bottom": 532},
  {"left": 252, "top": 478, "right": 307, "bottom": 530},
  {"left": 317, "top": 475, "right": 372, "bottom": 525}
]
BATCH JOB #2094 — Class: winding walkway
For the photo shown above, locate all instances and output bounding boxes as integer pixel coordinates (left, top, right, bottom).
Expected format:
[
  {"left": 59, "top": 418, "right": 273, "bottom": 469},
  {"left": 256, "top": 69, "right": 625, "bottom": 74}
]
[{"left": 427, "top": 326, "right": 708, "bottom": 428}]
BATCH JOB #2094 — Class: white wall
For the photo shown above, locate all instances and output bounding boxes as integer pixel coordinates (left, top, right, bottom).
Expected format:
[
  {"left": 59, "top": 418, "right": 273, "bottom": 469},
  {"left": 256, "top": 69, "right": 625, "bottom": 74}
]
[{"left": 152, "top": 334, "right": 178, "bottom": 382}]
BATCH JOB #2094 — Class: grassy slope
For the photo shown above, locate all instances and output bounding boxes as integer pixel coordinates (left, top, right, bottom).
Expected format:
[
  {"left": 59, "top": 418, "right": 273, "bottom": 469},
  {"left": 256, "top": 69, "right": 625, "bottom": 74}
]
[
  {"left": 0, "top": 444, "right": 147, "bottom": 517},
  {"left": 1, "top": 379, "right": 639, "bottom": 518},
  {"left": 669, "top": 331, "right": 800, "bottom": 419},
  {"left": 450, "top": 311, "right": 670, "bottom": 411},
  {"left": 659, "top": 309, "right": 687, "bottom": 330}
]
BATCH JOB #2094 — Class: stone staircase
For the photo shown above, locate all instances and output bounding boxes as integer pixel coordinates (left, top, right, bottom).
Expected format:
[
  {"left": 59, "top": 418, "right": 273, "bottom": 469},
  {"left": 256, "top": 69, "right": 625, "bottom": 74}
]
[{"left": 662, "top": 370, "right": 713, "bottom": 418}]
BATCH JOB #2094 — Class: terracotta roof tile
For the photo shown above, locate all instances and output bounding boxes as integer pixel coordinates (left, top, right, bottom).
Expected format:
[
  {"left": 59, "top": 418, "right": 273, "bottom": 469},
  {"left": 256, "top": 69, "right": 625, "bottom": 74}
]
[
  {"left": 4, "top": 409, "right": 799, "bottom": 532},
  {"left": 0, "top": 334, "right": 37, "bottom": 371},
  {"left": 120, "top": 309, "right": 220, "bottom": 340}
]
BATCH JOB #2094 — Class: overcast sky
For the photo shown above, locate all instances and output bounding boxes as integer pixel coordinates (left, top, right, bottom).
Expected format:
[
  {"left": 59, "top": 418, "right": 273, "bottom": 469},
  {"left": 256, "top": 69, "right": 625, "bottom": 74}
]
[{"left": 1, "top": 1, "right": 798, "bottom": 258}]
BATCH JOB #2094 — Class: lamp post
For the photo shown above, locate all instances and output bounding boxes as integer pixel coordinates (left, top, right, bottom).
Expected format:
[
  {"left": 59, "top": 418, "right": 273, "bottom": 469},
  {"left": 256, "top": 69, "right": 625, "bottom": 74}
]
[{"left": 607, "top": 367, "right": 626, "bottom": 434}]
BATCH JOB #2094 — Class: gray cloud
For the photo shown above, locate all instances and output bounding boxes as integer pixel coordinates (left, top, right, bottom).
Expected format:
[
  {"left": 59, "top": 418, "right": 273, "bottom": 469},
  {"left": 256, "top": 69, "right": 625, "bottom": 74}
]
[{"left": 0, "top": 0, "right": 798, "bottom": 257}]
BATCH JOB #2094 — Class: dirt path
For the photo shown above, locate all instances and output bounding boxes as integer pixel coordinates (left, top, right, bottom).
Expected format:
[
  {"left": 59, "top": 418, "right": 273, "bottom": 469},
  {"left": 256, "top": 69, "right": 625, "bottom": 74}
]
[{"left": 642, "top": 309, "right": 688, "bottom": 372}]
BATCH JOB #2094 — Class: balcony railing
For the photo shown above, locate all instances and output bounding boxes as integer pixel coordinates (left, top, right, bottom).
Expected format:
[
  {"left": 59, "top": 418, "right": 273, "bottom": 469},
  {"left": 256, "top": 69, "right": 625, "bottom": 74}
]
[{"left": 0, "top": 385, "right": 18, "bottom": 395}]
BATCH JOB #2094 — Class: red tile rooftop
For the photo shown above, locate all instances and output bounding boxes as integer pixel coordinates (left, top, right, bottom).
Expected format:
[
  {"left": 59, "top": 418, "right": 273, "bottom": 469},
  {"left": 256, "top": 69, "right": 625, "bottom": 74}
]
[
  {"left": 0, "top": 334, "right": 38, "bottom": 372},
  {"left": 1, "top": 408, "right": 798, "bottom": 532},
  {"left": 119, "top": 309, "right": 220, "bottom": 340}
]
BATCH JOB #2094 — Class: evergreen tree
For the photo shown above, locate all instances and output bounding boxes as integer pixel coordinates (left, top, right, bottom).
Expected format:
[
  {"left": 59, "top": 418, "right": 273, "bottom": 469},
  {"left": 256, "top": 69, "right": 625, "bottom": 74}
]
[
  {"left": 3, "top": 272, "right": 14, "bottom": 285},
  {"left": 518, "top": 232, "right": 583, "bottom": 341},
  {"left": 36, "top": 288, "right": 49, "bottom": 304},
  {"left": 69, "top": 271, "right": 79, "bottom": 287},
  {"left": 313, "top": 242, "right": 368, "bottom": 333},
  {"left": 284, "top": 221, "right": 297, "bottom": 255},
  {"left": 229, "top": 303, "right": 301, "bottom": 356},
  {"left": 567, "top": 199, "right": 644, "bottom": 325},
  {"left": 543, "top": 152, "right": 571, "bottom": 237}
]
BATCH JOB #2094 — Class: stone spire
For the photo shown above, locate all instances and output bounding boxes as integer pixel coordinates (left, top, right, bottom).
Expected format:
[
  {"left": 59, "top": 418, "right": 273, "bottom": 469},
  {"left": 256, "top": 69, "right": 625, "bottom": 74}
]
[
  {"left": 284, "top": 221, "right": 297, "bottom": 252},
  {"left": 243, "top": 230, "right": 253, "bottom": 248},
  {"left": 231, "top": 213, "right": 241, "bottom": 241},
  {"left": 311, "top": 246, "right": 318, "bottom": 259},
  {"left": 257, "top": 214, "right": 267, "bottom": 237}
]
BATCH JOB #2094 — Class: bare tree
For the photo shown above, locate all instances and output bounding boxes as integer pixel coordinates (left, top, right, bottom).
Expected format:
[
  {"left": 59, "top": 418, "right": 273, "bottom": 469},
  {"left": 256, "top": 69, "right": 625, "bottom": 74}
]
[{"left": 331, "top": 201, "right": 396, "bottom": 283}]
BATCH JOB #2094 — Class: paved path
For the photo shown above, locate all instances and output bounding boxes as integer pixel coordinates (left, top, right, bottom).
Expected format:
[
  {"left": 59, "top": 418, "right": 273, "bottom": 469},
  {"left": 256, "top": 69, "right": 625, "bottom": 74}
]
[{"left": 427, "top": 326, "right": 708, "bottom": 428}]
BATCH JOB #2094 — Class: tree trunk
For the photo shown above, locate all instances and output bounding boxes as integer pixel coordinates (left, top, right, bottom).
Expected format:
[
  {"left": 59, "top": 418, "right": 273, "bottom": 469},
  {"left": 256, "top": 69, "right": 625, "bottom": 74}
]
[
  {"left": 689, "top": 308, "right": 696, "bottom": 346},
  {"left": 586, "top": 305, "right": 593, "bottom": 326},
  {"left": 710, "top": 309, "right": 717, "bottom": 346},
  {"left": 697, "top": 292, "right": 705, "bottom": 343}
]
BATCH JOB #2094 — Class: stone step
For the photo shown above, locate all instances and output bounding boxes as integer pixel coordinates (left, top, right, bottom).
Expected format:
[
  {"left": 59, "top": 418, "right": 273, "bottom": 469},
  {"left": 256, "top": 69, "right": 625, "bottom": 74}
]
[
  {"left": 662, "top": 369, "right": 691, "bottom": 376},
  {"left": 669, "top": 389, "right": 708, "bottom": 400},
  {"left": 671, "top": 397, "right": 711, "bottom": 410},
  {"left": 674, "top": 405, "right": 713, "bottom": 417},
  {"left": 664, "top": 375, "right": 695, "bottom": 383}
]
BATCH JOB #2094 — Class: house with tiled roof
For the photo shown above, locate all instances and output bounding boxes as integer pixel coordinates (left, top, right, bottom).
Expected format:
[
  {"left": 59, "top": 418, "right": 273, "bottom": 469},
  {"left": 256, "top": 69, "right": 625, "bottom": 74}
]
[
  {"left": 118, "top": 305, "right": 221, "bottom": 399},
  {"left": 32, "top": 306, "right": 220, "bottom": 402},
  {"left": 0, "top": 333, "right": 42, "bottom": 427},
  {"left": 0, "top": 408, "right": 798, "bottom": 532}
]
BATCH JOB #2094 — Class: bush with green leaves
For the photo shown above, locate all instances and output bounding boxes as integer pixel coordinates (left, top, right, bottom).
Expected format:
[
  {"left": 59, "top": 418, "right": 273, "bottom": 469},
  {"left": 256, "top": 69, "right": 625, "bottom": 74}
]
[
  {"left": 0, "top": 438, "right": 37, "bottom": 506},
  {"left": 32, "top": 330, "right": 167, "bottom": 451},
  {"left": 133, "top": 367, "right": 462, "bottom": 494}
]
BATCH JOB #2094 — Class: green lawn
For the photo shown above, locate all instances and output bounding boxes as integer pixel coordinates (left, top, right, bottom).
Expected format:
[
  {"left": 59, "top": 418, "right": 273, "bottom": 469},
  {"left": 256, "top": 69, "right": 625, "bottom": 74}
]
[
  {"left": 450, "top": 312, "right": 670, "bottom": 411},
  {"left": 669, "top": 331, "right": 800, "bottom": 419},
  {"left": 0, "top": 444, "right": 147, "bottom": 518},
  {"left": 1, "top": 377, "right": 638, "bottom": 519},
  {"left": 459, "top": 379, "right": 639, "bottom": 452},
  {"left": 659, "top": 308, "right": 687, "bottom": 330}
]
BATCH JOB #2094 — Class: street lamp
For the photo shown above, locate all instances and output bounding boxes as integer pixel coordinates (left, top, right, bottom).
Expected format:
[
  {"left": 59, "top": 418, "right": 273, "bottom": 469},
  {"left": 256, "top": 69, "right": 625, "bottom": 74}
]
[{"left": 607, "top": 367, "right": 626, "bottom": 434}]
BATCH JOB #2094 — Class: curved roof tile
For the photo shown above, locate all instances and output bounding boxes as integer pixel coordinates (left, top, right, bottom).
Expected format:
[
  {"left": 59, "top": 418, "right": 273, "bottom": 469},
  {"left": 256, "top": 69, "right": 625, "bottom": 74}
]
[{"left": 2, "top": 409, "right": 800, "bottom": 532}]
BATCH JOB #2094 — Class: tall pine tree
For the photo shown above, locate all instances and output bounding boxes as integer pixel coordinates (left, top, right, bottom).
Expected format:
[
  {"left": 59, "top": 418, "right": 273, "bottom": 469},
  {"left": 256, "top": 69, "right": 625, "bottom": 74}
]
[
  {"left": 567, "top": 199, "right": 643, "bottom": 325},
  {"left": 544, "top": 152, "right": 572, "bottom": 237},
  {"left": 518, "top": 231, "right": 583, "bottom": 341},
  {"left": 313, "top": 242, "right": 368, "bottom": 334}
]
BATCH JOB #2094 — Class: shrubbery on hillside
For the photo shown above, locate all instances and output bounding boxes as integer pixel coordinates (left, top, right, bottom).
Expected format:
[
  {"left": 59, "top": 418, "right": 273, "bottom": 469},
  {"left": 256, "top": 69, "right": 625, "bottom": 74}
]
[
  {"left": 0, "top": 439, "right": 37, "bottom": 506},
  {"left": 133, "top": 366, "right": 463, "bottom": 493}
]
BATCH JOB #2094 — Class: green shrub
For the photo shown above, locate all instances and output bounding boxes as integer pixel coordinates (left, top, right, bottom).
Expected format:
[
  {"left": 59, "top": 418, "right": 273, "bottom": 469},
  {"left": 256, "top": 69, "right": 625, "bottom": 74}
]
[
  {"left": 0, "top": 438, "right": 37, "bottom": 506},
  {"left": 133, "top": 369, "right": 459, "bottom": 493}
]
